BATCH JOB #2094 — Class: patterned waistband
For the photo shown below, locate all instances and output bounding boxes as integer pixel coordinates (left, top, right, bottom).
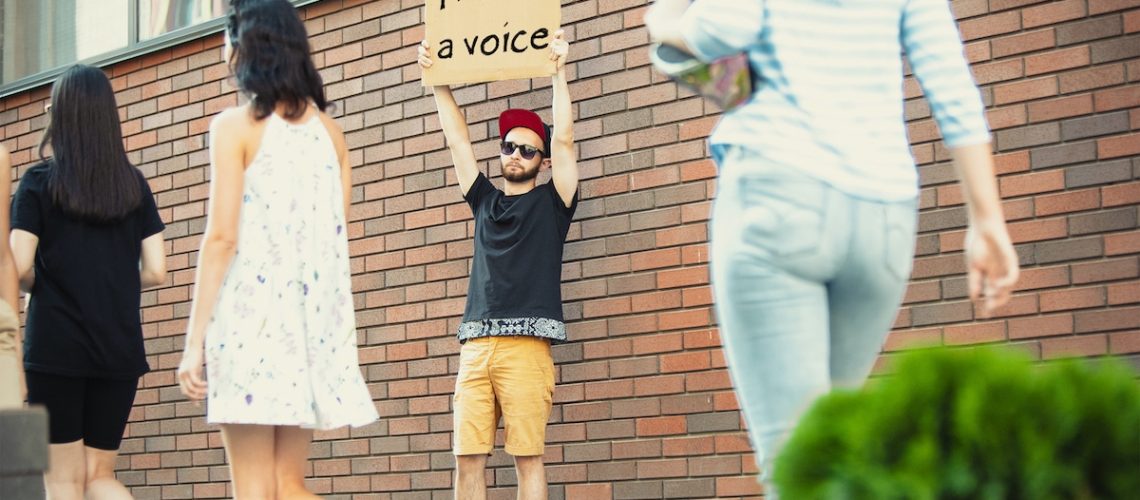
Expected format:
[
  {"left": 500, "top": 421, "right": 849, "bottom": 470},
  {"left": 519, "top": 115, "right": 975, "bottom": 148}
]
[{"left": 458, "top": 317, "right": 567, "bottom": 344}]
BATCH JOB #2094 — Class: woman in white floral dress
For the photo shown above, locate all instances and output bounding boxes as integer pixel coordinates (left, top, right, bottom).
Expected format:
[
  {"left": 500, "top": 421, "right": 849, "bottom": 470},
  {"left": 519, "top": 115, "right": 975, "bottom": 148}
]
[{"left": 176, "top": 1, "right": 377, "bottom": 497}]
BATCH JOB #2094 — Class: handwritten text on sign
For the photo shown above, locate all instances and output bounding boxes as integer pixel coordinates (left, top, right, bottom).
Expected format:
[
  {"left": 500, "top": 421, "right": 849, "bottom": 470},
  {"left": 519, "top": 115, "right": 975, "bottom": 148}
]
[{"left": 423, "top": 0, "right": 561, "bottom": 86}]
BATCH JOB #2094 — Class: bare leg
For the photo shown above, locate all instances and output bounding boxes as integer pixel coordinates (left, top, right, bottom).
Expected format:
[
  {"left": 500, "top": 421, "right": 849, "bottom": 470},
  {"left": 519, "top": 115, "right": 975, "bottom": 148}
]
[
  {"left": 273, "top": 426, "right": 319, "bottom": 500},
  {"left": 44, "top": 441, "right": 85, "bottom": 500},
  {"left": 220, "top": 424, "right": 277, "bottom": 500},
  {"left": 514, "top": 456, "right": 546, "bottom": 500},
  {"left": 455, "top": 454, "right": 488, "bottom": 500},
  {"left": 83, "top": 446, "right": 133, "bottom": 500}
]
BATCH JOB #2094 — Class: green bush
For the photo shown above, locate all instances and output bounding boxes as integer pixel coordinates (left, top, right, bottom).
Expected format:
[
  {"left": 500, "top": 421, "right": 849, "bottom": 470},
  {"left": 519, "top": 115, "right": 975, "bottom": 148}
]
[{"left": 774, "top": 347, "right": 1140, "bottom": 500}]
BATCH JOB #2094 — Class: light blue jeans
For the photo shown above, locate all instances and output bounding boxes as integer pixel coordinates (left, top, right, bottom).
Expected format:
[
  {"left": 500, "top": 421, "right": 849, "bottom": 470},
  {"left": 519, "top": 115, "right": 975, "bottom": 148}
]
[{"left": 709, "top": 145, "right": 918, "bottom": 497}]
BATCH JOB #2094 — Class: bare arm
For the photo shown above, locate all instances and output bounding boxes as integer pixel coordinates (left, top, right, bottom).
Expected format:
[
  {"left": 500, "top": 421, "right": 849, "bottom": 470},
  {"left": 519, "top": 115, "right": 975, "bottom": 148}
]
[
  {"left": 0, "top": 147, "right": 22, "bottom": 402},
  {"left": 0, "top": 148, "right": 20, "bottom": 310},
  {"left": 645, "top": 0, "right": 695, "bottom": 54},
  {"left": 177, "top": 107, "right": 248, "bottom": 400},
  {"left": 900, "top": 0, "right": 1017, "bottom": 313},
  {"left": 647, "top": 0, "right": 767, "bottom": 61},
  {"left": 140, "top": 233, "right": 167, "bottom": 289},
  {"left": 9, "top": 231, "right": 36, "bottom": 293},
  {"left": 952, "top": 143, "right": 1019, "bottom": 315},
  {"left": 549, "top": 30, "right": 578, "bottom": 208},
  {"left": 418, "top": 41, "right": 480, "bottom": 196},
  {"left": 320, "top": 113, "right": 354, "bottom": 218}
]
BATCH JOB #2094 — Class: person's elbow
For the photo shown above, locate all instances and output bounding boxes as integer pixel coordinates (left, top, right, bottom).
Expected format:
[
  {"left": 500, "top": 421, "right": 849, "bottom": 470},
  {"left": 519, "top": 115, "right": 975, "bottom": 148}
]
[
  {"left": 141, "top": 261, "right": 167, "bottom": 289},
  {"left": 17, "top": 272, "right": 34, "bottom": 293},
  {"left": 552, "top": 132, "right": 573, "bottom": 151},
  {"left": 13, "top": 258, "right": 34, "bottom": 292},
  {"left": 202, "top": 230, "right": 238, "bottom": 252}
]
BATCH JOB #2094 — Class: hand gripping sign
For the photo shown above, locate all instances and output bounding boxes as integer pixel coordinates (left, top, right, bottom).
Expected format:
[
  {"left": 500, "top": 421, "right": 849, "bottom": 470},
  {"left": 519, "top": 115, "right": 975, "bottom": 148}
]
[{"left": 422, "top": 0, "right": 561, "bottom": 86}]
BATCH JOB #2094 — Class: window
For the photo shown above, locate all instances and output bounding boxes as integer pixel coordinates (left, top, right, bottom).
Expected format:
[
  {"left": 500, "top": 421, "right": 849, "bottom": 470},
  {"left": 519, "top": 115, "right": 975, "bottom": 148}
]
[
  {"left": 139, "top": 0, "right": 226, "bottom": 41},
  {"left": 2, "top": 0, "right": 131, "bottom": 84},
  {"left": 0, "top": 0, "right": 317, "bottom": 98}
]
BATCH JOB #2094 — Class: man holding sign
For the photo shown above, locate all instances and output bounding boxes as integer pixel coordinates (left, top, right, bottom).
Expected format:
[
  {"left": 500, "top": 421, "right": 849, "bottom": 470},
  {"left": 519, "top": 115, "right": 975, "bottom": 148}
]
[{"left": 418, "top": 27, "right": 575, "bottom": 500}]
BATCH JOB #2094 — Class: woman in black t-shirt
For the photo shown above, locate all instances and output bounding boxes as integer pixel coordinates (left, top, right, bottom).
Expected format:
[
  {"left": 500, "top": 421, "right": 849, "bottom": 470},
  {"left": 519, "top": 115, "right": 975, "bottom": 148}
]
[{"left": 10, "top": 65, "right": 166, "bottom": 500}]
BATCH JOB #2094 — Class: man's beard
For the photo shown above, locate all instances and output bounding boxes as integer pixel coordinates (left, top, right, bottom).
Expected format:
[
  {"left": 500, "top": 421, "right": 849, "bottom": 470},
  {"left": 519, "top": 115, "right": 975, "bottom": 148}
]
[{"left": 502, "top": 162, "right": 540, "bottom": 183}]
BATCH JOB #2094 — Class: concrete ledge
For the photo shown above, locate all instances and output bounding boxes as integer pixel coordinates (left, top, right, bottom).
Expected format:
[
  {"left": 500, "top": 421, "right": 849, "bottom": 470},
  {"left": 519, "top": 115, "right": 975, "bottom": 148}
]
[{"left": 0, "top": 407, "right": 48, "bottom": 500}]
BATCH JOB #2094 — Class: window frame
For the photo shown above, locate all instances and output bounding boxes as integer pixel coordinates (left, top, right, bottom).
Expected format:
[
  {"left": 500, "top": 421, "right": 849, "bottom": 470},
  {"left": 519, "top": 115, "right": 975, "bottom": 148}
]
[{"left": 1, "top": 0, "right": 319, "bottom": 98}]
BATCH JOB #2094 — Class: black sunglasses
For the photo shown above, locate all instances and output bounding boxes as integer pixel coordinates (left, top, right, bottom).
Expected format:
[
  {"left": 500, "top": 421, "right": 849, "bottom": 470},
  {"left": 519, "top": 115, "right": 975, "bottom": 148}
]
[{"left": 500, "top": 141, "right": 544, "bottom": 160}]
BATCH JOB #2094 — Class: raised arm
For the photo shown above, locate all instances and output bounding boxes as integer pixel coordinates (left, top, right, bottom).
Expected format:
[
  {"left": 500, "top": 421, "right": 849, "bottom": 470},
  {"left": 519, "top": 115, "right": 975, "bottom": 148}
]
[
  {"left": 549, "top": 30, "right": 577, "bottom": 207},
  {"left": 177, "top": 107, "right": 248, "bottom": 400},
  {"left": 418, "top": 41, "right": 480, "bottom": 196}
]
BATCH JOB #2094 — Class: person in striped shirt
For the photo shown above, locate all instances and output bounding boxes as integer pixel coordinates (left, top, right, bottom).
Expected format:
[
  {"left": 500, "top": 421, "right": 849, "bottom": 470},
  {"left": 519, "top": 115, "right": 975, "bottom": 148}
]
[{"left": 646, "top": 0, "right": 1020, "bottom": 496}]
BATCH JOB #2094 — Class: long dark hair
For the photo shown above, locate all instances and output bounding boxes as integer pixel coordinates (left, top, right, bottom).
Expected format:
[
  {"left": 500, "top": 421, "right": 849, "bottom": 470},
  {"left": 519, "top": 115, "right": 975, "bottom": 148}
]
[
  {"left": 38, "top": 65, "right": 142, "bottom": 223},
  {"left": 227, "top": 0, "right": 327, "bottom": 120}
]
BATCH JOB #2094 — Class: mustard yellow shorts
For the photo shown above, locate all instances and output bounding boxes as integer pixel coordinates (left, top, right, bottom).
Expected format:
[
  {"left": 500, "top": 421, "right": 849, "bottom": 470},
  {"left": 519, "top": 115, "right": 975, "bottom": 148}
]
[{"left": 453, "top": 336, "right": 555, "bottom": 456}]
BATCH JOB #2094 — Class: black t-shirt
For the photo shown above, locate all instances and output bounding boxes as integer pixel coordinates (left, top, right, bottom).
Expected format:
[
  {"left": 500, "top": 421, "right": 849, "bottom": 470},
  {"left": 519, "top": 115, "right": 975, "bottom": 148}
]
[
  {"left": 11, "top": 163, "right": 165, "bottom": 379},
  {"left": 460, "top": 173, "right": 577, "bottom": 342}
]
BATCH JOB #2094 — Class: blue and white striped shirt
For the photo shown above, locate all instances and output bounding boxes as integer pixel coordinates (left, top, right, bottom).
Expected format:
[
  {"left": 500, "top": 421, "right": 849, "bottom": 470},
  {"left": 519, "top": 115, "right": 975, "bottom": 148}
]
[{"left": 681, "top": 0, "right": 991, "bottom": 201}]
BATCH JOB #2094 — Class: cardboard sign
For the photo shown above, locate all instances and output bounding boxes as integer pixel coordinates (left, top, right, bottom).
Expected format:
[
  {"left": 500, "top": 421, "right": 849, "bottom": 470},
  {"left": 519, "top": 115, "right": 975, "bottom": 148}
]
[{"left": 423, "top": 0, "right": 561, "bottom": 86}]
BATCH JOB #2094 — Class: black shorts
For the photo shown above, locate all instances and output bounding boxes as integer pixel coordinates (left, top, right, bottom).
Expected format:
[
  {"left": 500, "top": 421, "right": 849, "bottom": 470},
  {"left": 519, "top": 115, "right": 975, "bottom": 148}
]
[{"left": 24, "top": 371, "right": 138, "bottom": 450}]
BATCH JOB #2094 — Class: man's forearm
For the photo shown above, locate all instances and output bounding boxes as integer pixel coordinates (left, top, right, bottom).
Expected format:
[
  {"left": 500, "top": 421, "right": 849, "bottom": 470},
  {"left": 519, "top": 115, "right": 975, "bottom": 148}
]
[
  {"left": 551, "top": 69, "right": 572, "bottom": 145},
  {"left": 433, "top": 85, "right": 471, "bottom": 145}
]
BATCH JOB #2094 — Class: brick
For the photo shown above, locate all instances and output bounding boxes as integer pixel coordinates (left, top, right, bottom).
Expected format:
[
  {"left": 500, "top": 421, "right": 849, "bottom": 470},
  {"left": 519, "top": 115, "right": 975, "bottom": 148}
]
[
  {"left": 1041, "top": 334, "right": 1109, "bottom": 359},
  {"left": 1075, "top": 306, "right": 1140, "bottom": 332},
  {"left": 716, "top": 476, "right": 764, "bottom": 496},
  {"left": 1090, "top": 34, "right": 1140, "bottom": 63},
  {"left": 1108, "top": 282, "right": 1140, "bottom": 305},
  {"left": 1059, "top": 64, "right": 1126, "bottom": 93},
  {"left": 613, "top": 481, "right": 663, "bottom": 499},
  {"left": 1064, "top": 159, "right": 1133, "bottom": 188},
  {"left": 686, "top": 412, "right": 740, "bottom": 433},
  {"left": 1056, "top": 15, "right": 1124, "bottom": 45},
  {"left": 1089, "top": 0, "right": 1140, "bottom": 15},
  {"left": 664, "top": 478, "right": 716, "bottom": 499},
  {"left": 1108, "top": 330, "right": 1140, "bottom": 356},
  {"left": 944, "top": 321, "right": 1007, "bottom": 345},
  {"left": 1068, "top": 206, "right": 1137, "bottom": 235},
  {"left": 1007, "top": 313, "right": 1074, "bottom": 340},
  {"left": 566, "top": 484, "right": 613, "bottom": 498},
  {"left": 1025, "top": 46, "right": 1090, "bottom": 76},
  {"left": 1000, "top": 169, "right": 1065, "bottom": 197},
  {"left": 994, "top": 122, "right": 1061, "bottom": 151},
  {"left": 1105, "top": 230, "right": 1140, "bottom": 255},
  {"left": 636, "top": 416, "right": 687, "bottom": 438},
  {"left": 1071, "top": 257, "right": 1139, "bottom": 284},
  {"left": 1030, "top": 141, "right": 1097, "bottom": 169},
  {"left": 1034, "top": 188, "right": 1100, "bottom": 216},
  {"left": 1103, "top": 182, "right": 1140, "bottom": 207},
  {"left": 1093, "top": 85, "right": 1140, "bottom": 111},
  {"left": 1022, "top": 0, "right": 1087, "bottom": 29},
  {"left": 1034, "top": 236, "right": 1104, "bottom": 264},
  {"left": 1097, "top": 132, "right": 1140, "bottom": 159},
  {"left": 1027, "top": 94, "right": 1094, "bottom": 123},
  {"left": 1059, "top": 110, "right": 1129, "bottom": 140},
  {"left": 1040, "top": 286, "right": 1109, "bottom": 312},
  {"left": 959, "top": 11, "right": 1022, "bottom": 40},
  {"left": 991, "top": 28, "right": 1056, "bottom": 58},
  {"left": 972, "top": 59, "right": 1025, "bottom": 85}
]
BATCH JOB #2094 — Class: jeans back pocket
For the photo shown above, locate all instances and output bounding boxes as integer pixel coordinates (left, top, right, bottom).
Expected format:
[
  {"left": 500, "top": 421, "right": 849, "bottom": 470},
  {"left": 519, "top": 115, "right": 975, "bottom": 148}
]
[{"left": 738, "top": 175, "right": 827, "bottom": 258}]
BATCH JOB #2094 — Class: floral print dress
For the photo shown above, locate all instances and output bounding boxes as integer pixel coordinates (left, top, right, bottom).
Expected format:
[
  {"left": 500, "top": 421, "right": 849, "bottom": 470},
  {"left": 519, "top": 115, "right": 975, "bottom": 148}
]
[{"left": 205, "top": 111, "right": 378, "bottom": 430}]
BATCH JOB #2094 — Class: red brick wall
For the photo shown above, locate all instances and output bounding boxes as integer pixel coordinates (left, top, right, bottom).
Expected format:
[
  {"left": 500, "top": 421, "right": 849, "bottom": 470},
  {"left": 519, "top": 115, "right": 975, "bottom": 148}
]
[{"left": 1, "top": 0, "right": 1137, "bottom": 498}]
